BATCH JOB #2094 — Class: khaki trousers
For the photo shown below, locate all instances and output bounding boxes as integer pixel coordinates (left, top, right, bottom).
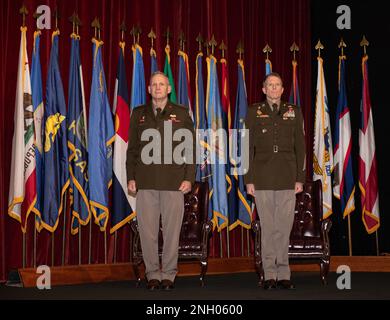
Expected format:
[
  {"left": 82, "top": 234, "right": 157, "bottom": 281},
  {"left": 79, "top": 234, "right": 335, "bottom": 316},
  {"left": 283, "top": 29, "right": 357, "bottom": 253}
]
[
  {"left": 254, "top": 190, "right": 295, "bottom": 281},
  {"left": 136, "top": 190, "right": 184, "bottom": 282}
]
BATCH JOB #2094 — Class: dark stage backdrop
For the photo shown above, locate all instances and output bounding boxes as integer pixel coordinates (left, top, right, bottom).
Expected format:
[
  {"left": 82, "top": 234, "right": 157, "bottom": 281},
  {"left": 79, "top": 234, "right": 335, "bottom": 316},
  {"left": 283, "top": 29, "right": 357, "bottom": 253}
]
[
  {"left": 311, "top": 1, "right": 390, "bottom": 256},
  {"left": 0, "top": 0, "right": 312, "bottom": 282}
]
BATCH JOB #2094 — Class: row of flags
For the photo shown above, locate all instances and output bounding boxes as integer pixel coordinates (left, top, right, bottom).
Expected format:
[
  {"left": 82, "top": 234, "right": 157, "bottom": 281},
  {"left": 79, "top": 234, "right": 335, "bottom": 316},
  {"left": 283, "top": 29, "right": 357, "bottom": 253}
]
[
  {"left": 313, "top": 55, "right": 380, "bottom": 234},
  {"left": 8, "top": 25, "right": 380, "bottom": 236}
]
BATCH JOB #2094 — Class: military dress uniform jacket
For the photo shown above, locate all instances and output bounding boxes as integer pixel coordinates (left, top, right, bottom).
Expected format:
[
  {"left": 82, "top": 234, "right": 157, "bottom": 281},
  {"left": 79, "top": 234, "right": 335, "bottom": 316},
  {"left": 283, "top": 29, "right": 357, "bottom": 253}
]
[
  {"left": 244, "top": 101, "right": 306, "bottom": 190},
  {"left": 126, "top": 101, "right": 195, "bottom": 191}
]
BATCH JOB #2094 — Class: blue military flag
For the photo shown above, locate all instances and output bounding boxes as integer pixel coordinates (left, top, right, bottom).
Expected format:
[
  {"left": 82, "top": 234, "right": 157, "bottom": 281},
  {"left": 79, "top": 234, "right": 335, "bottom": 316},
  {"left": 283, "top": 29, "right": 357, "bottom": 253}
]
[
  {"left": 228, "top": 59, "right": 252, "bottom": 230},
  {"left": 205, "top": 54, "right": 229, "bottom": 231},
  {"left": 111, "top": 42, "right": 136, "bottom": 233},
  {"left": 41, "top": 30, "right": 70, "bottom": 232},
  {"left": 177, "top": 50, "right": 193, "bottom": 118},
  {"left": 150, "top": 47, "right": 158, "bottom": 75},
  {"left": 130, "top": 44, "right": 146, "bottom": 109},
  {"left": 265, "top": 58, "right": 272, "bottom": 76},
  {"left": 31, "top": 30, "right": 44, "bottom": 231},
  {"left": 67, "top": 33, "right": 90, "bottom": 235},
  {"left": 194, "top": 52, "right": 211, "bottom": 182},
  {"left": 88, "top": 38, "right": 115, "bottom": 231}
]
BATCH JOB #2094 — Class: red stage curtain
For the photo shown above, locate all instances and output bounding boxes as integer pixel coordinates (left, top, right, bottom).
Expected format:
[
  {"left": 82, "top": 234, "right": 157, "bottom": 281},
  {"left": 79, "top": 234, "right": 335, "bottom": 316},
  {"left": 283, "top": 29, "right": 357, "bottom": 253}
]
[{"left": 0, "top": 0, "right": 311, "bottom": 281}]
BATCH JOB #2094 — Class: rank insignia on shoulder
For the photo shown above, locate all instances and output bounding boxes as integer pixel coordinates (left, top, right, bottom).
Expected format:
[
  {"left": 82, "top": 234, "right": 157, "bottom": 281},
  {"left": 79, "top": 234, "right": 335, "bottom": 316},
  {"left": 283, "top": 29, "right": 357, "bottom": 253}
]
[{"left": 139, "top": 115, "right": 146, "bottom": 123}]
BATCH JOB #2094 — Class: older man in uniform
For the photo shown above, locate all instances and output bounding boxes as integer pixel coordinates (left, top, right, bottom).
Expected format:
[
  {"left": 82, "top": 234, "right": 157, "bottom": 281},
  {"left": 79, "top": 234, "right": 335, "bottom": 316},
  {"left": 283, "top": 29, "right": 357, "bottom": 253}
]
[
  {"left": 245, "top": 72, "right": 305, "bottom": 290},
  {"left": 127, "top": 71, "right": 195, "bottom": 290}
]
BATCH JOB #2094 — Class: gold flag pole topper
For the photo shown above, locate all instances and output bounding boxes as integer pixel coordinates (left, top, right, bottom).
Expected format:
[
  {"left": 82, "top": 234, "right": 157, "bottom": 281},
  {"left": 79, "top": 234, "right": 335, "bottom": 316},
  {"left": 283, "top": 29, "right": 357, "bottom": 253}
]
[
  {"left": 315, "top": 39, "right": 324, "bottom": 58},
  {"left": 196, "top": 33, "right": 203, "bottom": 53}
]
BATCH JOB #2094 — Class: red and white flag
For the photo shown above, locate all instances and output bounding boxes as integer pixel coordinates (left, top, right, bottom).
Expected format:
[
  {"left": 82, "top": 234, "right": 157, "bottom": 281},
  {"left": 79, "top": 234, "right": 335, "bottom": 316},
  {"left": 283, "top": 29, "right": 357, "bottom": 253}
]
[
  {"left": 359, "top": 55, "right": 380, "bottom": 233},
  {"left": 8, "top": 26, "right": 37, "bottom": 232}
]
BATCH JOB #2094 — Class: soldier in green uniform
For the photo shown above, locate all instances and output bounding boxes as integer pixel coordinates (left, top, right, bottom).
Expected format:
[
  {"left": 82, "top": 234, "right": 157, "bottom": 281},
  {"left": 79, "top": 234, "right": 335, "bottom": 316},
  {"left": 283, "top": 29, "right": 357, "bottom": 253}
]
[
  {"left": 245, "top": 72, "right": 305, "bottom": 290},
  {"left": 127, "top": 72, "right": 195, "bottom": 290}
]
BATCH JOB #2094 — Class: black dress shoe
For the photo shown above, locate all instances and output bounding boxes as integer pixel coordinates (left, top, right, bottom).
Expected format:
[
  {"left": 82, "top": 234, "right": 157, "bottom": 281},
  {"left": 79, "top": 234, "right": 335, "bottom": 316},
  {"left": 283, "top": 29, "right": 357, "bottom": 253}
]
[
  {"left": 161, "top": 279, "right": 175, "bottom": 290},
  {"left": 147, "top": 279, "right": 161, "bottom": 291},
  {"left": 277, "top": 279, "right": 296, "bottom": 290},
  {"left": 263, "top": 279, "right": 277, "bottom": 290}
]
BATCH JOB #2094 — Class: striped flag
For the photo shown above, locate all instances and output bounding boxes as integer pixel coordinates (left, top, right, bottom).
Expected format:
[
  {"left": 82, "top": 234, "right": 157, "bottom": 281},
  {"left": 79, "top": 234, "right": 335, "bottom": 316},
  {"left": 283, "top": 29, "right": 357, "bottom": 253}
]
[
  {"left": 228, "top": 59, "right": 252, "bottom": 230},
  {"left": 313, "top": 57, "right": 333, "bottom": 219},
  {"left": 8, "top": 26, "right": 37, "bottom": 232},
  {"left": 130, "top": 44, "right": 146, "bottom": 109},
  {"left": 289, "top": 60, "right": 301, "bottom": 106},
  {"left": 31, "top": 30, "right": 44, "bottom": 231},
  {"left": 67, "top": 33, "right": 90, "bottom": 234},
  {"left": 206, "top": 54, "right": 229, "bottom": 231},
  {"left": 111, "top": 42, "right": 136, "bottom": 233},
  {"left": 164, "top": 44, "right": 177, "bottom": 103},
  {"left": 41, "top": 30, "right": 70, "bottom": 232},
  {"left": 88, "top": 38, "right": 115, "bottom": 231},
  {"left": 333, "top": 55, "right": 355, "bottom": 218},
  {"left": 359, "top": 55, "right": 380, "bottom": 233}
]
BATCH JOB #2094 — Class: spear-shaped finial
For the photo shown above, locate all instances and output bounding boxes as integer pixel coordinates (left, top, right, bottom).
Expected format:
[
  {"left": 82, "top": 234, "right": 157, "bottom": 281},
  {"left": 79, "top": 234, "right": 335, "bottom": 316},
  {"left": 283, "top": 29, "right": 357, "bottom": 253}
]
[
  {"left": 290, "top": 42, "right": 299, "bottom": 61},
  {"left": 130, "top": 25, "right": 137, "bottom": 44},
  {"left": 164, "top": 27, "right": 171, "bottom": 46},
  {"left": 19, "top": 4, "right": 28, "bottom": 26},
  {"left": 236, "top": 40, "right": 244, "bottom": 60},
  {"left": 263, "top": 44, "right": 272, "bottom": 60},
  {"left": 119, "top": 20, "right": 127, "bottom": 42},
  {"left": 69, "top": 12, "right": 81, "bottom": 35},
  {"left": 148, "top": 28, "right": 156, "bottom": 48},
  {"left": 315, "top": 39, "right": 324, "bottom": 57},
  {"left": 209, "top": 34, "right": 217, "bottom": 55},
  {"left": 178, "top": 31, "right": 186, "bottom": 51},
  {"left": 360, "top": 35, "right": 369, "bottom": 56},
  {"left": 91, "top": 17, "right": 101, "bottom": 39},
  {"left": 196, "top": 33, "right": 203, "bottom": 52},
  {"left": 33, "top": 9, "right": 43, "bottom": 30},
  {"left": 219, "top": 40, "right": 227, "bottom": 58},
  {"left": 338, "top": 38, "right": 347, "bottom": 56}
]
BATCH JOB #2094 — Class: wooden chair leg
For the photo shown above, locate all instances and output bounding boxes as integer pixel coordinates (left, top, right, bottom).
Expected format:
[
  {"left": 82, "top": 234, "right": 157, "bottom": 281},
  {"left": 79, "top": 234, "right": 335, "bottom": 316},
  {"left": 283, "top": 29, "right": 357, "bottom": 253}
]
[
  {"left": 320, "top": 258, "right": 330, "bottom": 285},
  {"left": 200, "top": 260, "right": 207, "bottom": 287}
]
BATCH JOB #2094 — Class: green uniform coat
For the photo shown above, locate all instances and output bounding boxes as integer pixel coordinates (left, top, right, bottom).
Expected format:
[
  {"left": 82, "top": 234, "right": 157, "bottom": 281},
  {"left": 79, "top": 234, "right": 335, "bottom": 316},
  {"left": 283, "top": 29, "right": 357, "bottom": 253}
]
[
  {"left": 126, "top": 101, "right": 195, "bottom": 190},
  {"left": 244, "top": 101, "right": 306, "bottom": 190}
]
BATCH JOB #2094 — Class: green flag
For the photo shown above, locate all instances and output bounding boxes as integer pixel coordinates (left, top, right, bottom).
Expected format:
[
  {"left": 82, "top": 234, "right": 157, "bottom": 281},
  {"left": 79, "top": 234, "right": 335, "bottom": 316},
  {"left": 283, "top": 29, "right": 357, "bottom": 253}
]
[{"left": 163, "top": 45, "right": 177, "bottom": 103}]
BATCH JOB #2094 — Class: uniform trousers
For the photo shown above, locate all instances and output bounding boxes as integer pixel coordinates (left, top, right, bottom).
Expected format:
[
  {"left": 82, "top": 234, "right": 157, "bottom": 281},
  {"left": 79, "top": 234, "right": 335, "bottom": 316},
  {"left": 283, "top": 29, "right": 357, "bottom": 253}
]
[
  {"left": 136, "top": 190, "right": 184, "bottom": 282},
  {"left": 254, "top": 189, "right": 295, "bottom": 281}
]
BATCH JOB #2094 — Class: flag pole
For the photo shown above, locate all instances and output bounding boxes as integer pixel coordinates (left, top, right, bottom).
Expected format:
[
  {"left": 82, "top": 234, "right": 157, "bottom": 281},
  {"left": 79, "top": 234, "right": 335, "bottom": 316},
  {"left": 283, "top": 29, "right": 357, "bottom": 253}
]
[
  {"left": 62, "top": 194, "right": 67, "bottom": 265},
  {"left": 51, "top": 233, "right": 55, "bottom": 266},
  {"left": 219, "top": 40, "right": 230, "bottom": 259},
  {"left": 32, "top": 9, "right": 41, "bottom": 269},
  {"left": 338, "top": 38, "right": 353, "bottom": 257},
  {"left": 360, "top": 36, "right": 379, "bottom": 256}
]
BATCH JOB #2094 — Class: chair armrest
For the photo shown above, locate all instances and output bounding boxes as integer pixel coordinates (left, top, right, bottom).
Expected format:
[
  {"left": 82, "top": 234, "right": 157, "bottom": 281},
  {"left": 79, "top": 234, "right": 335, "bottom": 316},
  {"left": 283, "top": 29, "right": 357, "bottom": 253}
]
[
  {"left": 200, "top": 220, "right": 213, "bottom": 259},
  {"left": 321, "top": 218, "right": 332, "bottom": 257}
]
